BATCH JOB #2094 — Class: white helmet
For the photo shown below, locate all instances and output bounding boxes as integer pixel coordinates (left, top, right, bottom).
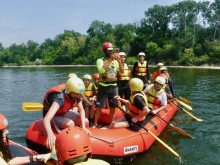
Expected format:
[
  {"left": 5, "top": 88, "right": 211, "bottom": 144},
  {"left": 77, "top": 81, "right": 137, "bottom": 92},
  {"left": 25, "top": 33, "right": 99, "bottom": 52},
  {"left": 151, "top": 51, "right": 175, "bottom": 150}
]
[
  {"left": 157, "top": 63, "right": 164, "bottom": 67},
  {"left": 138, "top": 52, "right": 145, "bottom": 57},
  {"left": 66, "top": 77, "right": 85, "bottom": 94},
  {"left": 155, "top": 76, "right": 166, "bottom": 85},
  {"left": 129, "top": 78, "right": 143, "bottom": 92},
  {"left": 68, "top": 73, "right": 77, "bottom": 79},
  {"left": 83, "top": 74, "right": 92, "bottom": 80},
  {"left": 119, "top": 52, "right": 126, "bottom": 56},
  {"left": 160, "top": 66, "right": 168, "bottom": 73}
]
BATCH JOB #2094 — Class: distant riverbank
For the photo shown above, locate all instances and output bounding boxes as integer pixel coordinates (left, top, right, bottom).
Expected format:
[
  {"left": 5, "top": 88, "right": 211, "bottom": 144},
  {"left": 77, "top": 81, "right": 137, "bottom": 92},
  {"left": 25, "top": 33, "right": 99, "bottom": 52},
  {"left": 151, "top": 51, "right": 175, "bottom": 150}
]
[{"left": 2, "top": 64, "right": 220, "bottom": 69}]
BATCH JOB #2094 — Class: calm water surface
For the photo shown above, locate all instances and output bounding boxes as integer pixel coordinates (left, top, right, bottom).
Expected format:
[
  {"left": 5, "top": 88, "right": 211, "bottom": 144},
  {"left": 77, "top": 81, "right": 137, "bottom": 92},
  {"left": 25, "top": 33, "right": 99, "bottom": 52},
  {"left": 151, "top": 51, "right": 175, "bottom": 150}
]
[{"left": 0, "top": 66, "right": 219, "bottom": 165}]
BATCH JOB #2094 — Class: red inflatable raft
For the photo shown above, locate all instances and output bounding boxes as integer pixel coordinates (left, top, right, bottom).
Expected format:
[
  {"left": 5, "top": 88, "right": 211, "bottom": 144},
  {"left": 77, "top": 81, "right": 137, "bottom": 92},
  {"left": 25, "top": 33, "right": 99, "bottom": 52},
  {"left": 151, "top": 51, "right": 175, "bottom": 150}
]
[{"left": 26, "top": 100, "right": 178, "bottom": 158}]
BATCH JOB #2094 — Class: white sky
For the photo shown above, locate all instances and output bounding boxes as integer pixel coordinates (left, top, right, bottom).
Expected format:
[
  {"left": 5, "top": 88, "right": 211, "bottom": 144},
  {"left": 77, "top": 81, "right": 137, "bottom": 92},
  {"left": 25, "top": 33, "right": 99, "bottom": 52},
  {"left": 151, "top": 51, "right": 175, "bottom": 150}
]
[{"left": 0, "top": 0, "right": 214, "bottom": 48}]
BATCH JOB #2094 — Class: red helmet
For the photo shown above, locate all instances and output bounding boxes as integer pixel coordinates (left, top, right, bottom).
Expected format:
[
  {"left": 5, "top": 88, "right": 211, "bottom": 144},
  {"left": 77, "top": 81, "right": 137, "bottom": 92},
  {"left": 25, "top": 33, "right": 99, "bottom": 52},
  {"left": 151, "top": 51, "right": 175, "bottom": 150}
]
[
  {"left": 0, "top": 114, "right": 8, "bottom": 130},
  {"left": 93, "top": 73, "right": 99, "bottom": 80},
  {"left": 55, "top": 126, "right": 92, "bottom": 164},
  {"left": 102, "top": 42, "right": 114, "bottom": 51}
]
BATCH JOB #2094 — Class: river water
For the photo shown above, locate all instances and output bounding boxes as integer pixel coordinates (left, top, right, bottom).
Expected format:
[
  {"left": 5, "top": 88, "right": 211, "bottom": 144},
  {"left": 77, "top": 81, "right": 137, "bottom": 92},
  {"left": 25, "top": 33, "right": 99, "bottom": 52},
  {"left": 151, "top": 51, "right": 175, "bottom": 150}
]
[{"left": 0, "top": 66, "right": 219, "bottom": 165}]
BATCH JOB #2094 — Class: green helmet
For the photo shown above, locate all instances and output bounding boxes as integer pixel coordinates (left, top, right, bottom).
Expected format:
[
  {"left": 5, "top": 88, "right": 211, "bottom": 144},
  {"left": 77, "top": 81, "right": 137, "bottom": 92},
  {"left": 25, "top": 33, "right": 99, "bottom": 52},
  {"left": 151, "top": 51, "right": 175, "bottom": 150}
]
[
  {"left": 129, "top": 78, "right": 143, "bottom": 92},
  {"left": 66, "top": 77, "right": 85, "bottom": 94}
]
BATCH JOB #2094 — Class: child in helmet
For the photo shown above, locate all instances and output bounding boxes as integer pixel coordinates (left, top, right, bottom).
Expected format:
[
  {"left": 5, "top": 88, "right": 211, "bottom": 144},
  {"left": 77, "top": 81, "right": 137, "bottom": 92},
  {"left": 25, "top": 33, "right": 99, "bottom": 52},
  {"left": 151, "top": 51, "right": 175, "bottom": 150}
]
[
  {"left": 151, "top": 63, "right": 164, "bottom": 82},
  {"left": 0, "top": 114, "right": 49, "bottom": 164},
  {"left": 83, "top": 74, "right": 97, "bottom": 127},
  {"left": 143, "top": 76, "right": 167, "bottom": 114},
  {"left": 43, "top": 77, "right": 91, "bottom": 149},
  {"left": 93, "top": 73, "right": 99, "bottom": 91},
  {"left": 110, "top": 78, "right": 151, "bottom": 131}
]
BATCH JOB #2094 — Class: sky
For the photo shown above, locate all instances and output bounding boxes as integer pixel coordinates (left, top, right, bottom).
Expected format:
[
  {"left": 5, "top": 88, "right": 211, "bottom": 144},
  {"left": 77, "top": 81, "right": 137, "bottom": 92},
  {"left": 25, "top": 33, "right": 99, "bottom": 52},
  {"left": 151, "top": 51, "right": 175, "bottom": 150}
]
[{"left": 0, "top": 0, "right": 214, "bottom": 48}]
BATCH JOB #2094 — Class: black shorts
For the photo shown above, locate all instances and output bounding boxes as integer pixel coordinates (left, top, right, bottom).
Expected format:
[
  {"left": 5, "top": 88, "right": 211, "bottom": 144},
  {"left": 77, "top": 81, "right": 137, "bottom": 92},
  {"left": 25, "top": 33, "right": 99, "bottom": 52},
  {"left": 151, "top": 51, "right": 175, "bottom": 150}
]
[
  {"left": 124, "top": 114, "right": 148, "bottom": 132},
  {"left": 95, "top": 85, "right": 118, "bottom": 108}
]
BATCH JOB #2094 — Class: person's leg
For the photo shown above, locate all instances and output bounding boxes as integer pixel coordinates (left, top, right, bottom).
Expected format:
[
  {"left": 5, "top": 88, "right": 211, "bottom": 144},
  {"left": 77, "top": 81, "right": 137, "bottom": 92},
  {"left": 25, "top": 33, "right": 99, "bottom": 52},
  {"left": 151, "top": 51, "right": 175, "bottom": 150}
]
[
  {"left": 108, "top": 86, "right": 118, "bottom": 127},
  {"left": 109, "top": 115, "right": 128, "bottom": 129}
]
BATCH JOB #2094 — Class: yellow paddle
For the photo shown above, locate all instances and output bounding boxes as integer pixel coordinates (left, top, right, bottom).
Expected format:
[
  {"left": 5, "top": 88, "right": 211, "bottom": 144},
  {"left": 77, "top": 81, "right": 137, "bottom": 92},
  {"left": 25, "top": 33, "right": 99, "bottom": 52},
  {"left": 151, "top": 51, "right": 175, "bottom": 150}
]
[
  {"left": 176, "top": 95, "right": 192, "bottom": 105},
  {"left": 153, "top": 112, "right": 194, "bottom": 138},
  {"left": 175, "top": 99, "right": 193, "bottom": 111},
  {"left": 109, "top": 100, "right": 180, "bottom": 157},
  {"left": 22, "top": 102, "right": 44, "bottom": 112},
  {"left": 172, "top": 102, "right": 203, "bottom": 122}
]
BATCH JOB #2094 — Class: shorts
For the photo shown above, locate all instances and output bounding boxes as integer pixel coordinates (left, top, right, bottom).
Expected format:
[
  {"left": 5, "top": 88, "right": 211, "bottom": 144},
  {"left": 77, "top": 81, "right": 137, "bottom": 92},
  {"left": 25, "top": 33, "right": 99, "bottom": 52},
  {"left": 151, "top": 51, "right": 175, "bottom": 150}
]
[
  {"left": 95, "top": 85, "right": 118, "bottom": 108},
  {"left": 124, "top": 114, "right": 148, "bottom": 132},
  {"left": 52, "top": 110, "right": 80, "bottom": 129}
]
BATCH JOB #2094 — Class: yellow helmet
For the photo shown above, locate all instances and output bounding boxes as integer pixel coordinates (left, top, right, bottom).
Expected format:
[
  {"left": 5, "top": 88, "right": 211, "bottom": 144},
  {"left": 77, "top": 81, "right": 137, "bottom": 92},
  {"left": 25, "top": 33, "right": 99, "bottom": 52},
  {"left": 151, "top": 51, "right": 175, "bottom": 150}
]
[
  {"left": 119, "top": 52, "right": 126, "bottom": 56},
  {"left": 83, "top": 74, "right": 92, "bottom": 80},
  {"left": 66, "top": 77, "right": 85, "bottom": 94},
  {"left": 68, "top": 73, "right": 77, "bottom": 79},
  {"left": 155, "top": 76, "right": 166, "bottom": 85},
  {"left": 129, "top": 78, "right": 143, "bottom": 92},
  {"left": 138, "top": 52, "right": 145, "bottom": 57}
]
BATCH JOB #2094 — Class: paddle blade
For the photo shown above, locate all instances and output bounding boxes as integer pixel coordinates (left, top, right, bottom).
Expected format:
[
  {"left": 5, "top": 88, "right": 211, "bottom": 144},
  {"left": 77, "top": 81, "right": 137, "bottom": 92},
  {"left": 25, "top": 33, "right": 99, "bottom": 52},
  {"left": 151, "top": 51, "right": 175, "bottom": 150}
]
[
  {"left": 182, "top": 108, "right": 203, "bottom": 122},
  {"left": 148, "top": 130, "right": 180, "bottom": 157},
  {"left": 169, "top": 123, "right": 194, "bottom": 138},
  {"left": 22, "top": 102, "right": 44, "bottom": 112},
  {"left": 178, "top": 96, "right": 192, "bottom": 105},
  {"left": 176, "top": 99, "right": 192, "bottom": 111}
]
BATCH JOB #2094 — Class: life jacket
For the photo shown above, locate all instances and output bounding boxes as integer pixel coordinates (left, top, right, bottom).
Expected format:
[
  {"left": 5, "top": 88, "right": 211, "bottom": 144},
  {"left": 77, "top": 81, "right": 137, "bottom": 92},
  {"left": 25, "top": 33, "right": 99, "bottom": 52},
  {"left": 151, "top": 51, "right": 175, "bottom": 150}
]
[
  {"left": 134, "top": 61, "right": 147, "bottom": 76},
  {"left": 117, "top": 63, "right": 130, "bottom": 81},
  {"left": 84, "top": 83, "right": 95, "bottom": 99},
  {"left": 129, "top": 91, "right": 148, "bottom": 121},
  {"left": 99, "top": 58, "right": 118, "bottom": 83},
  {"left": 145, "top": 84, "right": 164, "bottom": 109},
  {"left": 43, "top": 83, "right": 77, "bottom": 116}
]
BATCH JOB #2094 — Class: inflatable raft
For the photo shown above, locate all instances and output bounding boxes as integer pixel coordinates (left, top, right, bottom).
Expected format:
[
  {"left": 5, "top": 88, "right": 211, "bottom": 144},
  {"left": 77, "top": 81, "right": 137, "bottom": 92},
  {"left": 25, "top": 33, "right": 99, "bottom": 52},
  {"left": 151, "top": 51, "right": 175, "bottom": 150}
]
[{"left": 26, "top": 100, "right": 178, "bottom": 159}]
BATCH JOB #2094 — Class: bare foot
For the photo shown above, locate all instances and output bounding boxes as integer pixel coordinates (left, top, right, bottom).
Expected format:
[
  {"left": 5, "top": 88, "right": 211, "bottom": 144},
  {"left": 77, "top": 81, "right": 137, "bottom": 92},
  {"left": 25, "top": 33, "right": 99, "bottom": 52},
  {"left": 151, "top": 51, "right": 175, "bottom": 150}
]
[{"left": 108, "top": 121, "right": 115, "bottom": 129}]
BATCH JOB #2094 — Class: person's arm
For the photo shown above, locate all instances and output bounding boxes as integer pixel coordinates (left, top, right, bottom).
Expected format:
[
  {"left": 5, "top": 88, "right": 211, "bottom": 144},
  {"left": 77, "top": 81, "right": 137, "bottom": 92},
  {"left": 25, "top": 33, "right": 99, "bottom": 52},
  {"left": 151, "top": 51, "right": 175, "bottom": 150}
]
[
  {"left": 114, "top": 95, "right": 130, "bottom": 105},
  {"left": 116, "top": 56, "right": 124, "bottom": 73},
  {"left": 78, "top": 100, "right": 92, "bottom": 135},
  {"left": 152, "top": 93, "right": 167, "bottom": 114},
  {"left": 8, "top": 154, "right": 48, "bottom": 165}
]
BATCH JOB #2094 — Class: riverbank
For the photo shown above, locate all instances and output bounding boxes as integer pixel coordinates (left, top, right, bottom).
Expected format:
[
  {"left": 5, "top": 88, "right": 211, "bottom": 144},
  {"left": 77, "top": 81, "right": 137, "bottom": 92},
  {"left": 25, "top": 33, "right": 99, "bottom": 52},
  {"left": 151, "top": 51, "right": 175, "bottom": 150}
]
[{"left": 2, "top": 64, "right": 220, "bottom": 69}]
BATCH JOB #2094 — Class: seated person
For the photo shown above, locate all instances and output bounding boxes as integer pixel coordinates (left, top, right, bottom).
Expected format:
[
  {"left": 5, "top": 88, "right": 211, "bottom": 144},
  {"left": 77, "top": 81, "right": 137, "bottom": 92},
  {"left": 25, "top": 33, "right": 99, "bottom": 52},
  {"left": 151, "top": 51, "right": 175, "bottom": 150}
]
[
  {"left": 110, "top": 78, "right": 150, "bottom": 131},
  {"left": 160, "top": 67, "right": 174, "bottom": 97},
  {"left": 143, "top": 76, "right": 167, "bottom": 114},
  {"left": 151, "top": 63, "right": 164, "bottom": 82},
  {"left": 158, "top": 74, "right": 173, "bottom": 99}
]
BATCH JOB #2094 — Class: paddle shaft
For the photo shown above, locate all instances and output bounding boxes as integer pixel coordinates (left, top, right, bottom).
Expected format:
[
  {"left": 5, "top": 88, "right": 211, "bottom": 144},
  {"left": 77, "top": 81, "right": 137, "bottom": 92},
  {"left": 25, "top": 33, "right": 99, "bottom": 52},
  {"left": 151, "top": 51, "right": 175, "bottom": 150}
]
[
  {"left": 171, "top": 102, "right": 203, "bottom": 122},
  {"left": 109, "top": 100, "right": 180, "bottom": 157},
  {"left": 175, "top": 99, "right": 192, "bottom": 111},
  {"left": 153, "top": 111, "right": 194, "bottom": 138}
]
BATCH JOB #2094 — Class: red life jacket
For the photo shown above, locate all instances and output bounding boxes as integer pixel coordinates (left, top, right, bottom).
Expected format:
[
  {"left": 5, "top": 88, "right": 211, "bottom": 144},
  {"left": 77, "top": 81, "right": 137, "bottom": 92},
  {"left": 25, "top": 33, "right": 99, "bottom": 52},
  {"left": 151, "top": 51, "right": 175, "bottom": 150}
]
[
  {"left": 43, "top": 83, "right": 77, "bottom": 116},
  {"left": 129, "top": 92, "right": 147, "bottom": 121}
]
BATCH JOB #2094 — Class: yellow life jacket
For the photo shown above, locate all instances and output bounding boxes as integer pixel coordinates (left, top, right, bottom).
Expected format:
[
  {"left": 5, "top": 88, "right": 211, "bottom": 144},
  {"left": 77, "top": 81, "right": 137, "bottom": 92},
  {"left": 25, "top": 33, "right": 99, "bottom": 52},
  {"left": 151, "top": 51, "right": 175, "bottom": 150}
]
[
  {"left": 117, "top": 63, "right": 131, "bottom": 81},
  {"left": 129, "top": 91, "right": 148, "bottom": 121},
  {"left": 134, "top": 61, "right": 147, "bottom": 76},
  {"left": 145, "top": 84, "right": 164, "bottom": 109},
  {"left": 99, "top": 58, "right": 117, "bottom": 83},
  {"left": 84, "top": 83, "right": 94, "bottom": 99}
]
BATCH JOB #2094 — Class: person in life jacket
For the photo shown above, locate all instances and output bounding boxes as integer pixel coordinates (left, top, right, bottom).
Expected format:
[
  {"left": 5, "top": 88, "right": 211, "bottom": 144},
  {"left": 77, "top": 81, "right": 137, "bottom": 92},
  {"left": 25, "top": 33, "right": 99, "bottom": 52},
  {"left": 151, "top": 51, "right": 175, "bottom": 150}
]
[
  {"left": 160, "top": 66, "right": 175, "bottom": 97},
  {"left": 83, "top": 74, "right": 97, "bottom": 127},
  {"left": 43, "top": 77, "right": 91, "bottom": 150},
  {"left": 132, "top": 52, "right": 151, "bottom": 87},
  {"left": 151, "top": 63, "right": 164, "bottom": 82},
  {"left": 110, "top": 78, "right": 151, "bottom": 131},
  {"left": 56, "top": 126, "right": 110, "bottom": 165},
  {"left": 143, "top": 76, "right": 167, "bottom": 115},
  {"left": 117, "top": 52, "right": 131, "bottom": 111},
  {"left": 158, "top": 74, "right": 173, "bottom": 99},
  {"left": 94, "top": 42, "right": 124, "bottom": 128},
  {"left": 0, "top": 114, "right": 49, "bottom": 164}
]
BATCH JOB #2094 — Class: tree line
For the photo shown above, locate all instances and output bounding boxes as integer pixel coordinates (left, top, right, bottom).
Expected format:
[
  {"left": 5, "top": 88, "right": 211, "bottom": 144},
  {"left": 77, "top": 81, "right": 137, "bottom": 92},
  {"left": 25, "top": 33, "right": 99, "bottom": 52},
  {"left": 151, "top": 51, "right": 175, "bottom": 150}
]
[{"left": 0, "top": 0, "right": 220, "bottom": 66}]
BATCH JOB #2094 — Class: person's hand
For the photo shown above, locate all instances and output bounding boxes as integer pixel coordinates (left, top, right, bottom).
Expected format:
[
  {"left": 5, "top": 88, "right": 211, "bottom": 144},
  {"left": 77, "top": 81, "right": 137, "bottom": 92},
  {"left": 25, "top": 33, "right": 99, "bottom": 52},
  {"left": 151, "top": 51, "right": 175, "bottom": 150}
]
[
  {"left": 131, "top": 117, "right": 138, "bottom": 123},
  {"left": 150, "top": 109, "right": 157, "bottom": 115},
  {"left": 83, "top": 127, "right": 92, "bottom": 136},
  {"left": 114, "top": 95, "right": 121, "bottom": 100},
  {"left": 46, "top": 133, "right": 56, "bottom": 150}
]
